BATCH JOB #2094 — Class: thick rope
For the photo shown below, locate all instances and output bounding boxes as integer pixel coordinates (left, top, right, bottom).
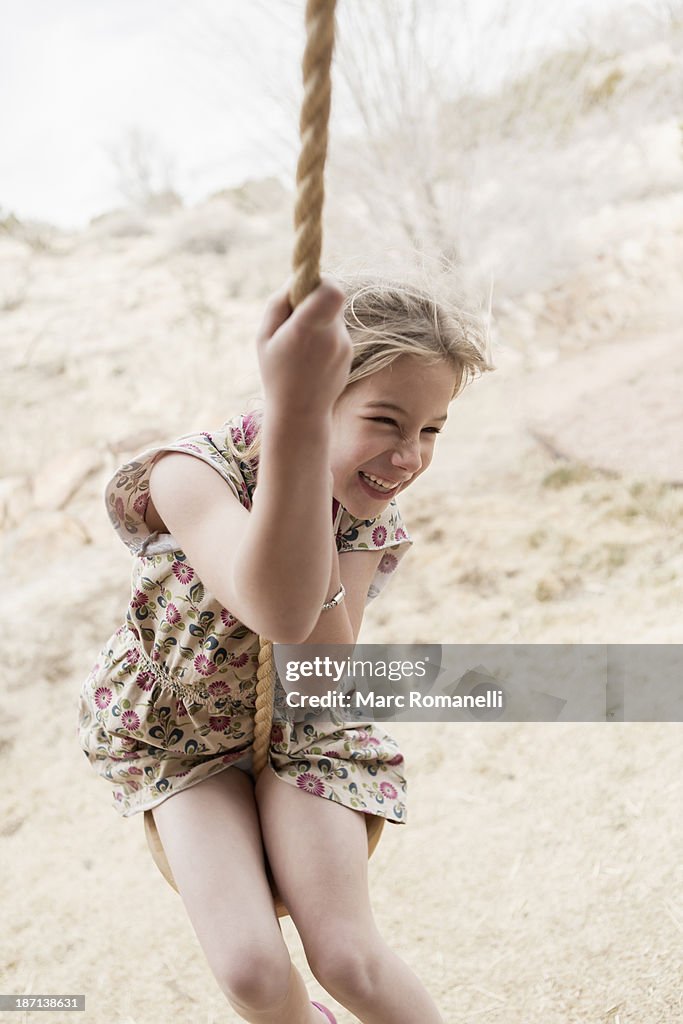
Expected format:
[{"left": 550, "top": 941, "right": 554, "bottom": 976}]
[
  {"left": 252, "top": 0, "right": 337, "bottom": 778},
  {"left": 290, "top": 0, "right": 337, "bottom": 307},
  {"left": 252, "top": 634, "right": 276, "bottom": 777},
  {"left": 145, "top": 1, "right": 385, "bottom": 912}
]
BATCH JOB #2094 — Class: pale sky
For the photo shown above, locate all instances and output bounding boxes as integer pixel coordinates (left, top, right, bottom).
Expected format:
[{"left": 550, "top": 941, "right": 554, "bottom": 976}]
[{"left": 1, "top": 0, "right": 628, "bottom": 229}]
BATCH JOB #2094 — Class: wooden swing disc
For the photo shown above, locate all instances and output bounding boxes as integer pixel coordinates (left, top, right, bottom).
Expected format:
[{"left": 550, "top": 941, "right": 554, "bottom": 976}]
[{"left": 144, "top": 804, "right": 385, "bottom": 919}]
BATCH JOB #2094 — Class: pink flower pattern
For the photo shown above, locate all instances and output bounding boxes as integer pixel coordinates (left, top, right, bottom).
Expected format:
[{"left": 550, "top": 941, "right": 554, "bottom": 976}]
[
  {"left": 208, "top": 715, "right": 232, "bottom": 733},
  {"left": 372, "top": 525, "right": 387, "bottom": 546},
  {"left": 133, "top": 492, "right": 149, "bottom": 516},
  {"left": 243, "top": 414, "right": 258, "bottom": 446},
  {"left": 94, "top": 686, "right": 112, "bottom": 710},
  {"left": 136, "top": 671, "right": 154, "bottom": 692},
  {"left": 207, "top": 680, "right": 230, "bottom": 698},
  {"left": 121, "top": 710, "right": 141, "bottom": 731},
  {"left": 228, "top": 652, "right": 249, "bottom": 668},
  {"left": 220, "top": 608, "right": 237, "bottom": 628},
  {"left": 296, "top": 773, "right": 326, "bottom": 796},
  {"left": 379, "top": 553, "right": 398, "bottom": 574},
  {"left": 165, "top": 603, "right": 181, "bottom": 624},
  {"left": 194, "top": 654, "right": 217, "bottom": 677},
  {"left": 172, "top": 561, "right": 194, "bottom": 585}
]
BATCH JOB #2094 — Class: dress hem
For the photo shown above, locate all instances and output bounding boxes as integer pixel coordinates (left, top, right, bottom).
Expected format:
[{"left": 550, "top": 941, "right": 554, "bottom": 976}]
[
  {"left": 116, "top": 756, "right": 407, "bottom": 824},
  {"left": 264, "top": 760, "right": 407, "bottom": 826},
  {"left": 117, "top": 760, "right": 248, "bottom": 818}
]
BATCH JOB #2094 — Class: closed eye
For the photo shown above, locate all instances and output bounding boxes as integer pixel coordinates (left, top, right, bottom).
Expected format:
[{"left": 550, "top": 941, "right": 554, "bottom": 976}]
[{"left": 369, "top": 417, "right": 441, "bottom": 435}]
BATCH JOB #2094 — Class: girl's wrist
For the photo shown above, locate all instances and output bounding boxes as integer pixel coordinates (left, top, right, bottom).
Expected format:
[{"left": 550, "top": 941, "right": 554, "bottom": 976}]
[
  {"left": 321, "top": 582, "right": 345, "bottom": 611},
  {"left": 258, "top": 408, "right": 333, "bottom": 489},
  {"left": 263, "top": 404, "right": 333, "bottom": 438}
]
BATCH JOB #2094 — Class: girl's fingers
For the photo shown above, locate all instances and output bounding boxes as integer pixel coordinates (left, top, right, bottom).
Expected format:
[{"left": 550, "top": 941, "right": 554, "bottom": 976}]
[
  {"left": 290, "top": 276, "right": 345, "bottom": 332},
  {"left": 259, "top": 276, "right": 345, "bottom": 347},
  {"left": 257, "top": 280, "right": 294, "bottom": 342}
]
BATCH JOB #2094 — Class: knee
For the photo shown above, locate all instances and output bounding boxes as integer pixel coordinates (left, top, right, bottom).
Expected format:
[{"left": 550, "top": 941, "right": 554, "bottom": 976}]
[
  {"left": 307, "top": 929, "right": 385, "bottom": 1001},
  {"left": 215, "top": 941, "right": 292, "bottom": 1012}
]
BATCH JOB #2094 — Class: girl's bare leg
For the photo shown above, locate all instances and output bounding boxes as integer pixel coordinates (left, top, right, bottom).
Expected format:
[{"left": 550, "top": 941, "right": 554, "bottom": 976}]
[
  {"left": 255, "top": 767, "right": 445, "bottom": 1024},
  {"left": 151, "top": 769, "right": 323, "bottom": 1023}
]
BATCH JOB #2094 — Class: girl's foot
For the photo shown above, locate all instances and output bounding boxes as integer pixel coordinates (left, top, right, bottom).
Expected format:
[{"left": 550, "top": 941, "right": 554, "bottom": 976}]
[{"left": 311, "top": 1001, "right": 338, "bottom": 1023}]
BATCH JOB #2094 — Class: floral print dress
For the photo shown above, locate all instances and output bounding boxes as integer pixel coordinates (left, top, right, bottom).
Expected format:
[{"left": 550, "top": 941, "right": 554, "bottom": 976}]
[{"left": 77, "top": 413, "right": 413, "bottom": 826}]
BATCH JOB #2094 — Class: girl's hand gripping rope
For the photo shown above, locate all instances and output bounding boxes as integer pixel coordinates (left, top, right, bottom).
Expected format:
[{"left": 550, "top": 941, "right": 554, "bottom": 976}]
[{"left": 256, "top": 276, "right": 353, "bottom": 421}]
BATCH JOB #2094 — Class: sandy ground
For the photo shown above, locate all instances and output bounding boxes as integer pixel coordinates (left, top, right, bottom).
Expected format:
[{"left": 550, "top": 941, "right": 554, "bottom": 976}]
[
  {"left": 2, "top": 24, "right": 683, "bottom": 1023},
  {"left": 1, "top": 227, "right": 681, "bottom": 1023}
]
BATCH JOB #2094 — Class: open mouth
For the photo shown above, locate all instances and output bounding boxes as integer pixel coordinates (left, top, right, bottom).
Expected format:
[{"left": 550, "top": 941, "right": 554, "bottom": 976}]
[{"left": 357, "top": 471, "right": 401, "bottom": 499}]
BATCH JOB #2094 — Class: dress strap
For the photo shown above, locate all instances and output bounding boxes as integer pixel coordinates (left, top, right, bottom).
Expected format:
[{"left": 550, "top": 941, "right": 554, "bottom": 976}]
[{"left": 332, "top": 498, "right": 344, "bottom": 535}]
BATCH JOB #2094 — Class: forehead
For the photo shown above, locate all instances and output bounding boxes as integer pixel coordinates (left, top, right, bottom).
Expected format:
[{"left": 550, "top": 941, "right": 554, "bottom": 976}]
[{"left": 347, "top": 355, "right": 456, "bottom": 410}]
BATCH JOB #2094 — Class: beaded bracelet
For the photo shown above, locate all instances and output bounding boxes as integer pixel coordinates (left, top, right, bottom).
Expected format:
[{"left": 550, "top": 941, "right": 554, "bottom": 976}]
[{"left": 321, "top": 582, "right": 346, "bottom": 611}]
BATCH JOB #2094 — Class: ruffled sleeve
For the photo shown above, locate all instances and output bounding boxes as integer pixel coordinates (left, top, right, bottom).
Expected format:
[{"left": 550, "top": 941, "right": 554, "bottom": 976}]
[
  {"left": 104, "top": 414, "right": 258, "bottom": 557},
  {"left": 336, "top": 499, "right": 413, "bottom": 602}
]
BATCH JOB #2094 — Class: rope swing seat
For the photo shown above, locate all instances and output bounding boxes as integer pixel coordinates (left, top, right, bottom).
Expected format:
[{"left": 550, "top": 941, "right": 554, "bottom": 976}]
[{"left": 144, "top": 0, "right": 386, "bottom": 920}]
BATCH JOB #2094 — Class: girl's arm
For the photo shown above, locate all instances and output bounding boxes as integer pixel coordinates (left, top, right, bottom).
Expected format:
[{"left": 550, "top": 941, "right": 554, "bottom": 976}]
[
  {"left": 229, "top": 407, "right": 337, "bottom": 639},
  {"left": 298, "top": 547, "right": 384, "bottom": 646},
  {"left": 148, "top": 279, "right": 352, "bottom": 644}
]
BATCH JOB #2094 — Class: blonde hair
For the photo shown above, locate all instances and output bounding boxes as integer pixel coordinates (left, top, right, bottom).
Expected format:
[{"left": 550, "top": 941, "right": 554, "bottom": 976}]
[{"left": 226, "top": 275, "right": 493, "bottom": 468}]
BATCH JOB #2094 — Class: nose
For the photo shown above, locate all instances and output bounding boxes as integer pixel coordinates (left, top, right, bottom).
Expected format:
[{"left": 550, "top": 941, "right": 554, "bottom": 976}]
[{"left": 390, "top": 436, "right": 422, "bottom": 475}]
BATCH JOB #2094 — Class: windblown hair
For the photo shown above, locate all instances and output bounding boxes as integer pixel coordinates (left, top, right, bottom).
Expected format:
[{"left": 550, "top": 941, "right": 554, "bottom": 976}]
[
  {"left": 342, "top": 276, "right": 492, "bottom": 395},
  {"left": 226, "top": 275, "right": 493, "bottom": 468}
]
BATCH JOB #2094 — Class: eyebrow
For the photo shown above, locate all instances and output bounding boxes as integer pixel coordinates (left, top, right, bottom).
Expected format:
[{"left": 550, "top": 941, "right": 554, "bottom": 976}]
[{"left": 364, "top": 401, "right": 449, "bottom": 423}]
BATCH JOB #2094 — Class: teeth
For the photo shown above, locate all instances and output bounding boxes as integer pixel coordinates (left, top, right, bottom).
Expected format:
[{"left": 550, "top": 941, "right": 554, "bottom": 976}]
[{"left": 361, "top": 472, "right": 397, "bottom": 492}]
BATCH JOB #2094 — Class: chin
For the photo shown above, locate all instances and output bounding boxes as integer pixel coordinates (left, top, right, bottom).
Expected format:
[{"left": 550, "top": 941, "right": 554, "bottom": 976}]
[
  {"left": 336, "top": 472, "right": 397, "bottom": 520},
  {"left": 343, "top": 496, "right": 390, "bottom": 521},
  {"left": 346, "top": 504, "right": 372, "bottom": 521}
]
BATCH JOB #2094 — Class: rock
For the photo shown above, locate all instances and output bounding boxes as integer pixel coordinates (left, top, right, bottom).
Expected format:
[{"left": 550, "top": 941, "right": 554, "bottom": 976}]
[
  {"left": 5, "top": 509, "right": 93, "bottom": 569},
  {"left": 32, "top": 449, "right": 104, "bottom": 511},
  {"left": 209, "top": 177, "right": 289, "bottom": 214},
  {"left": 168, "top": 204, "right": 242, "bottom": 255},
  {"left": 0, "top": 476, "right": 33, "bottom": 530},
  {"left": 107, "top": 430, "right": 164, "bottom": 456},
  {"left": 88, "top": 209, "right": 152, "bottom": 239}
]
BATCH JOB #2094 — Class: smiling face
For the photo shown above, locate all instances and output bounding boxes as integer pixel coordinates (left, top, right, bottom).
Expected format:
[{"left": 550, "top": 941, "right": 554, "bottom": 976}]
[{"left": 330, "top": 353, "right": 458, "bottom": 518}]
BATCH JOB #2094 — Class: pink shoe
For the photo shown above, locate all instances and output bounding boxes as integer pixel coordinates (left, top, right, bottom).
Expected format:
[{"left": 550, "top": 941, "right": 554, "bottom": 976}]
[{"left": 311, "top": 1000, "right": 338, "bottom": 1024}]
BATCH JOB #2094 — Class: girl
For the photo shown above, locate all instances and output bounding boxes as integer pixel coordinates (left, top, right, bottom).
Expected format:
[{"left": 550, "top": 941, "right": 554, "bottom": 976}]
[{"left": 78, "top": 275, "right": 489, "bottom": 1024}]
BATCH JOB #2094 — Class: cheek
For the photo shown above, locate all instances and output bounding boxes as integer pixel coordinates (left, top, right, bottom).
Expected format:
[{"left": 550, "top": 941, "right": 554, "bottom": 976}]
[
  {"left": 346, "top": 432, "right": 378, "bottom": 466},
  {"left": 331, "top": 439, "right": 363, "bottom": 477},
  {"left": 412, "top": 441, "right": 437, "bottom": 479},
  {"left": 421, "top": 439, "right": 437, "bottom": 465}
]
